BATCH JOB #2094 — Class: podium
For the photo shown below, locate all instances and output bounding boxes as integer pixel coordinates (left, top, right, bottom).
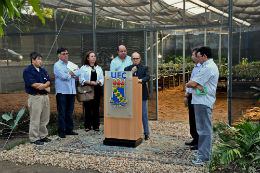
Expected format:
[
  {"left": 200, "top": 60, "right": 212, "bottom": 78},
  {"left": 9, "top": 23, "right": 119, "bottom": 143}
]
[{"left": 103, "top": 71, "right": 143, "bottom": 147}]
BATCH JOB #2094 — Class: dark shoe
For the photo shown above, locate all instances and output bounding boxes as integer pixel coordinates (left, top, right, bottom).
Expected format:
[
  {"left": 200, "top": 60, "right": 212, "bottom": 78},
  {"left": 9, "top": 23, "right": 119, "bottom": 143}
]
[
  {"left": 40, "top": 137, "right": 51, "bottom": 143},
  {"left": 145, "top": 135, "right": 150, "bottom": 140},
  {"left": 66, "top": 131, "right": 78, "bottom": 135},
  {"left": 190, "top": 145, "right": 198, "bottom": 150},
  {"left": 85, "top": 128, "right": 90, "bottom": 132},
  {"left": 59, "top": 133, "right": 66, "bottom": 138},
  {"left": 185, "top": 140, "right": 198, "bottom": 146},
  {"left": 31, "top": 140, "right": 44, "bottom": 145},
  {"left": 94, "top": 128, "right": 100, "bottom": 132}
]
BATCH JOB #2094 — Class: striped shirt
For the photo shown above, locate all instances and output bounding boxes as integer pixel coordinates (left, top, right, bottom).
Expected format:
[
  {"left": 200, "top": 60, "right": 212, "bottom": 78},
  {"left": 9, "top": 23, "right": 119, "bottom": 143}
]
[
  {"left": 191, "top": 59, "right": 219, "bottom": 109},
  {"left": 54, "top": 59, "right": 80, "bottom": 94}
]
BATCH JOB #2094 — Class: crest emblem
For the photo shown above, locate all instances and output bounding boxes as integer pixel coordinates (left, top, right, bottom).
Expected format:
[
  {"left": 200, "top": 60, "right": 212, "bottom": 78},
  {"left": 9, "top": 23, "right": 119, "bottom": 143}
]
[{"left": 110, "top": 78, "right": 128, "bottom": 106}]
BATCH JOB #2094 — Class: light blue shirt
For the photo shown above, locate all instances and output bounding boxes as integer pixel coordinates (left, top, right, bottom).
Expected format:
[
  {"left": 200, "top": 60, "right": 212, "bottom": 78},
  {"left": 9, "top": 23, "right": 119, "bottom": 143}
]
[
  {"left": 191, "top": 59, "right": 219, "bottom": 109},
  {"left": 186, "top": 63, "right": 201, "bottom": 94},
  {"left": 54, "top": 59, "right": 81, "bottom": 94},
  {"left": 79, "top": 65, "right": 104, "bottom": 86},
  {"left": 110, "top": 55, "right": 132, "bottom": 71}
]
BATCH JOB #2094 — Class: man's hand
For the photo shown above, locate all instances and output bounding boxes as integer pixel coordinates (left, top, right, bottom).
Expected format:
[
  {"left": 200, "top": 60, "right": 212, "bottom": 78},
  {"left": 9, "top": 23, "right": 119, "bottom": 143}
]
[
  {"left": 90, "top": 81, "right": 98, "bottom": 86},
  {"left": 131, "top": 66, "right": 137, "bottom": 74},
  {"left": 197, "top": 85, "right": 205, "bottom": 92},
  {"left": 69, "top": 72, "right": 75, "bottom": 78},
  {"left": 45, "top": 87, "right": 50, "bottom": 93},
  {"left": 37, "top": 83, "right": 46, "bottom": 90},
  {"left": 138, "top": 79, "right": 142, "bottom": 83},
  {"left": 184, "top": 96, "right": 188, "bottom": 105}
]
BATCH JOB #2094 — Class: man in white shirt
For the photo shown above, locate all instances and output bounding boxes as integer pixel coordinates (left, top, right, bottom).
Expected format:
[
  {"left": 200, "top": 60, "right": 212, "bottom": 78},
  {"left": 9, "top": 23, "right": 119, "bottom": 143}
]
[
  {"left": 186, "top": 47, "right": 219, "bottom": 165},
  {"left": 110, "top": 45, "right": 132, "bottom": 71}
]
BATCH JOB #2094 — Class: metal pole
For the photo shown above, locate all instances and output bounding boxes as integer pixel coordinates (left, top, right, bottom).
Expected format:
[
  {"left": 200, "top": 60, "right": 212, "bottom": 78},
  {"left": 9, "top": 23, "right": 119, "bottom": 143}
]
[
  {"left": 182, "top": 0, "right": 186, "bottom": 91},
  {"left": 155, "top": 31, "right": 159, "bottom": 120},
  {"left": 218, "top": 25, "right": 222, "bottom": 66},
  {"left": 204, "top": 8, "right": 207, "bottom": 46},
  {"left": 144, "top": 31, "right": 147, "bottom": 65},
  {"left": 81, "top": 34, "right": 84, "bottom": 64},
  {"left": 54, "top": 9, "right": 59, "bottom": 51},
  {"left": 92, "top": 0, "right": 96, "bottom": 52},
  {"left": 218, "top": 11, "right": 224, "bottom": 66},
  {"left": 238, "top": 25, "right": 242, "bottom": 64},
  {"left": 227, "top": 0, "right": 233, "bottom": 125},
  {"left": 149, "top": 0, "right": 154, "bottom": 101},
  {"left": 161, "top": 31, "right": 163, "bottom": 61}
]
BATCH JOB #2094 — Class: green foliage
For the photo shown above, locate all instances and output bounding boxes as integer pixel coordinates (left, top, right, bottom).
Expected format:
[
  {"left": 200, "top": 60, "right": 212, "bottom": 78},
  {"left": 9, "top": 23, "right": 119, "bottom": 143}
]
[
  {"left": 5, "top": 139, "right": 28, "bottom": 150},
  {"left": 0, "top": 107, "right": 26, "bottom": 133},
  {"left": 218, "top": 63, "right": 228, "bottom": 78},
  {"left": 0, "top": 0, "right": 45, "bottom": 36},
  {"left": 233, "top": 61, "right": 260, "bottom": 79},
  {"left": 210, "top": 119, "right": 260, "bottom": 173},
  {"left": 164, "top": 55, "right": 193, "bottom": 64},
  {"left": 41, "top": 7, "right": 53, "bottom": 19}
]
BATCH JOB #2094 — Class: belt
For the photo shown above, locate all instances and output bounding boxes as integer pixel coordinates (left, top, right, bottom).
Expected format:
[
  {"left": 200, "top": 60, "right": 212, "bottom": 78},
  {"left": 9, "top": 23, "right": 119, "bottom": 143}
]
[{"left": 31, "top": 93, "right": 48, "bottom": 96}]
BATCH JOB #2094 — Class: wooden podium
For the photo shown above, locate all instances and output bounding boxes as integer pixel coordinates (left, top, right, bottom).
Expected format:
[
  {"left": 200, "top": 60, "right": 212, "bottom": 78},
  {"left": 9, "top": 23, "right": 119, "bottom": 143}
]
[{"left": 103, "top": 71, "right": 143, "bottom": 147}]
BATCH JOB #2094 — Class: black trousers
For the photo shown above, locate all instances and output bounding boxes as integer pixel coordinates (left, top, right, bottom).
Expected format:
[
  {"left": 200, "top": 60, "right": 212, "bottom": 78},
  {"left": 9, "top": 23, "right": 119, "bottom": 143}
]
[
  {"left": 83, "top": 86, "right": 101, "bottom": 129},
  {"left": 188, "top": 94, "right": 199, "bottom": 143}
]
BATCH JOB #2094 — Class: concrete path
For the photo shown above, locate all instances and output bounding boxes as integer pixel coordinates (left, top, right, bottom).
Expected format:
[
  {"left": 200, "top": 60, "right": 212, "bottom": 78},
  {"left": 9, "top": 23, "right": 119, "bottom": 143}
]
[{"left": 0, "top": 161, "right": 100, "bottom": 173}]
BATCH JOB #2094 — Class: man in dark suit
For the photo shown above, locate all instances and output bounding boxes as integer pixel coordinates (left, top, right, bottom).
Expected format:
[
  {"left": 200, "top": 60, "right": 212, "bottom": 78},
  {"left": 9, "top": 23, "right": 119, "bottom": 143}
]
[{"left": 124, "top": 52, "right": 150, "bottom": 140}]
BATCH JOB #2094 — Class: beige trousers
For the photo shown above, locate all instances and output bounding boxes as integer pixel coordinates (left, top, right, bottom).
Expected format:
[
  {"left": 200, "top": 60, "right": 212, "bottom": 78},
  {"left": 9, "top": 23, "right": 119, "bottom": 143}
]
[{"left": 28, "top": 95, "right": 50, "bottom": 142}]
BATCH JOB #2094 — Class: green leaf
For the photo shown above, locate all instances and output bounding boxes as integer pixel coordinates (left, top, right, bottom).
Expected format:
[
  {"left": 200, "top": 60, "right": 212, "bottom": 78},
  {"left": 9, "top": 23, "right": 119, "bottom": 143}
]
[
  {"left": 10, "top": 0, "right": 20, "bottom": 17},
  {"left": 0, "top": 121, "right": 12, "bottom": 128},
  {"left": 12, "top": 107, "right": 25, "bottom": 129},
  {"left": 0, "top": 25, "right": 3, "bottom": 36},
  {"left": 0, "top": 1, "right": 4, "bottom": 16},
  {"left": 3, "top": 0, "right": 15, "bottom": 19},
  {"left": 2, "top": 112, "right": 13, "bottom": 121}
]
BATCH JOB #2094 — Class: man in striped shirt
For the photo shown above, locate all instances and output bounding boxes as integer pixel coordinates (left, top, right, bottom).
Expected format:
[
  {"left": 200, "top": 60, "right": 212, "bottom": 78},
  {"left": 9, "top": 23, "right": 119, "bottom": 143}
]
[{"left": 186, "top": 47, "right": 219, "bottom": 165}]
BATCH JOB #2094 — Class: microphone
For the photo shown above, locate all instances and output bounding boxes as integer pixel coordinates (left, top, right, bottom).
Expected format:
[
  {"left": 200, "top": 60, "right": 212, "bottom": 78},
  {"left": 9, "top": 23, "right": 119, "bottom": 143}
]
[{"left": 134, "top": 65, "right": 137, "bottom": 76}]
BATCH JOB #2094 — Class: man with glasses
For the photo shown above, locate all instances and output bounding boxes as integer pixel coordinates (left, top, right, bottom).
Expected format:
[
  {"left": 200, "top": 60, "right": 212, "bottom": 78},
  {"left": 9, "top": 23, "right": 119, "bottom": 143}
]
[
  {"left": 54, "top": 47, "right": 80, "bottom": 138},
  {"left": 124, "top": 52, "right": 150, "bottom": 140},
  {"left": 110, "top": 45, "right": 132, "bottom": 71}
]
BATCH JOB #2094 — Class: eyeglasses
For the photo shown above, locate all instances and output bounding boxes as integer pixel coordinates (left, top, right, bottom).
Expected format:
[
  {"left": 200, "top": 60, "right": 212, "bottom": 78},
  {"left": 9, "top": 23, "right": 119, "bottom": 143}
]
[
  {"left": 132, "top": 58, "right": 140, "bottom": 60},
  {"left": 61, "top": 53, "right": 69, "bottom": 56}
]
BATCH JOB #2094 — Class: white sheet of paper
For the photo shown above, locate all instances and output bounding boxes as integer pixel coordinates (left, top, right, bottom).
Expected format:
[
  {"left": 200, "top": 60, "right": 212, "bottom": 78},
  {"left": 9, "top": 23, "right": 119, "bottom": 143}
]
[{"left": 67, "top": 61, "right": 79, "bottom": 72}]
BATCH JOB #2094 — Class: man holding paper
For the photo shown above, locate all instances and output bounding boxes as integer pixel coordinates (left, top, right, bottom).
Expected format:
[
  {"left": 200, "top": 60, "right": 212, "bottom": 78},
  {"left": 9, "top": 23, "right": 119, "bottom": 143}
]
[
  {"left": 186, "top": 47, "right": 219, "bottom": 165},
  {"left": 54, "top": 47, "right": 80, "bottom": 138}
]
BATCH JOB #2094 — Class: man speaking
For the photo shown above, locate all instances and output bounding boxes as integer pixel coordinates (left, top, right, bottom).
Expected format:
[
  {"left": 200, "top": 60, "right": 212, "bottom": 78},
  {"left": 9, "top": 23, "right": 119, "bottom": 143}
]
[{"left": 124, "top": 52, "right": 150, "bottom": 140}]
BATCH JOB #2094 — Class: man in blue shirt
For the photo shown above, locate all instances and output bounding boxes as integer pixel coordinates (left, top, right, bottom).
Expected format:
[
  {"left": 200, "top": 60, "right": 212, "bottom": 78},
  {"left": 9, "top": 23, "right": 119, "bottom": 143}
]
[
  {"left": 23, "top": 52, "right": 51, "bottom": 145},
  {"left": 186, "top": 47, "right": 219, "bottom": 165},
  {"left": 54, "top": 47, "right": 80, "bottom": 138},
  {"left": 110, "top": 45, "right": 132, "bottom": 71},
  {"left": 184, "top": 48, "right": 201, "bottom": 150}
]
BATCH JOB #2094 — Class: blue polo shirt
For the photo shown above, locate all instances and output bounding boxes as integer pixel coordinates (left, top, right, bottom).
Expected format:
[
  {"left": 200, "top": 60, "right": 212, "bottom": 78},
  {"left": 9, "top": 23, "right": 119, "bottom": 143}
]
[{"left": 23, "top": 64, "right": 51, "bottom": 95}]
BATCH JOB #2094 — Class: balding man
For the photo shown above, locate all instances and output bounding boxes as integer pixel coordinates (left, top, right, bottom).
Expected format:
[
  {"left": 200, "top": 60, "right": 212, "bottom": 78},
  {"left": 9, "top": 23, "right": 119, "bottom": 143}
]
[
  {"left": 110, "top": 45, "right": 132, "bottom": 71},
  {"left": 124, "top": 52, "right": 150, "bottom": 140}
]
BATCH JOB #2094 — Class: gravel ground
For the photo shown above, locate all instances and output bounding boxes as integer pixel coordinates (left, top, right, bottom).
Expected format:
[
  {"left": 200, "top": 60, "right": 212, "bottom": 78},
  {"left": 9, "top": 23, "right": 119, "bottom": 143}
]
[{"left": 0, "top": 121, "right": 206, "bottom": 173}]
